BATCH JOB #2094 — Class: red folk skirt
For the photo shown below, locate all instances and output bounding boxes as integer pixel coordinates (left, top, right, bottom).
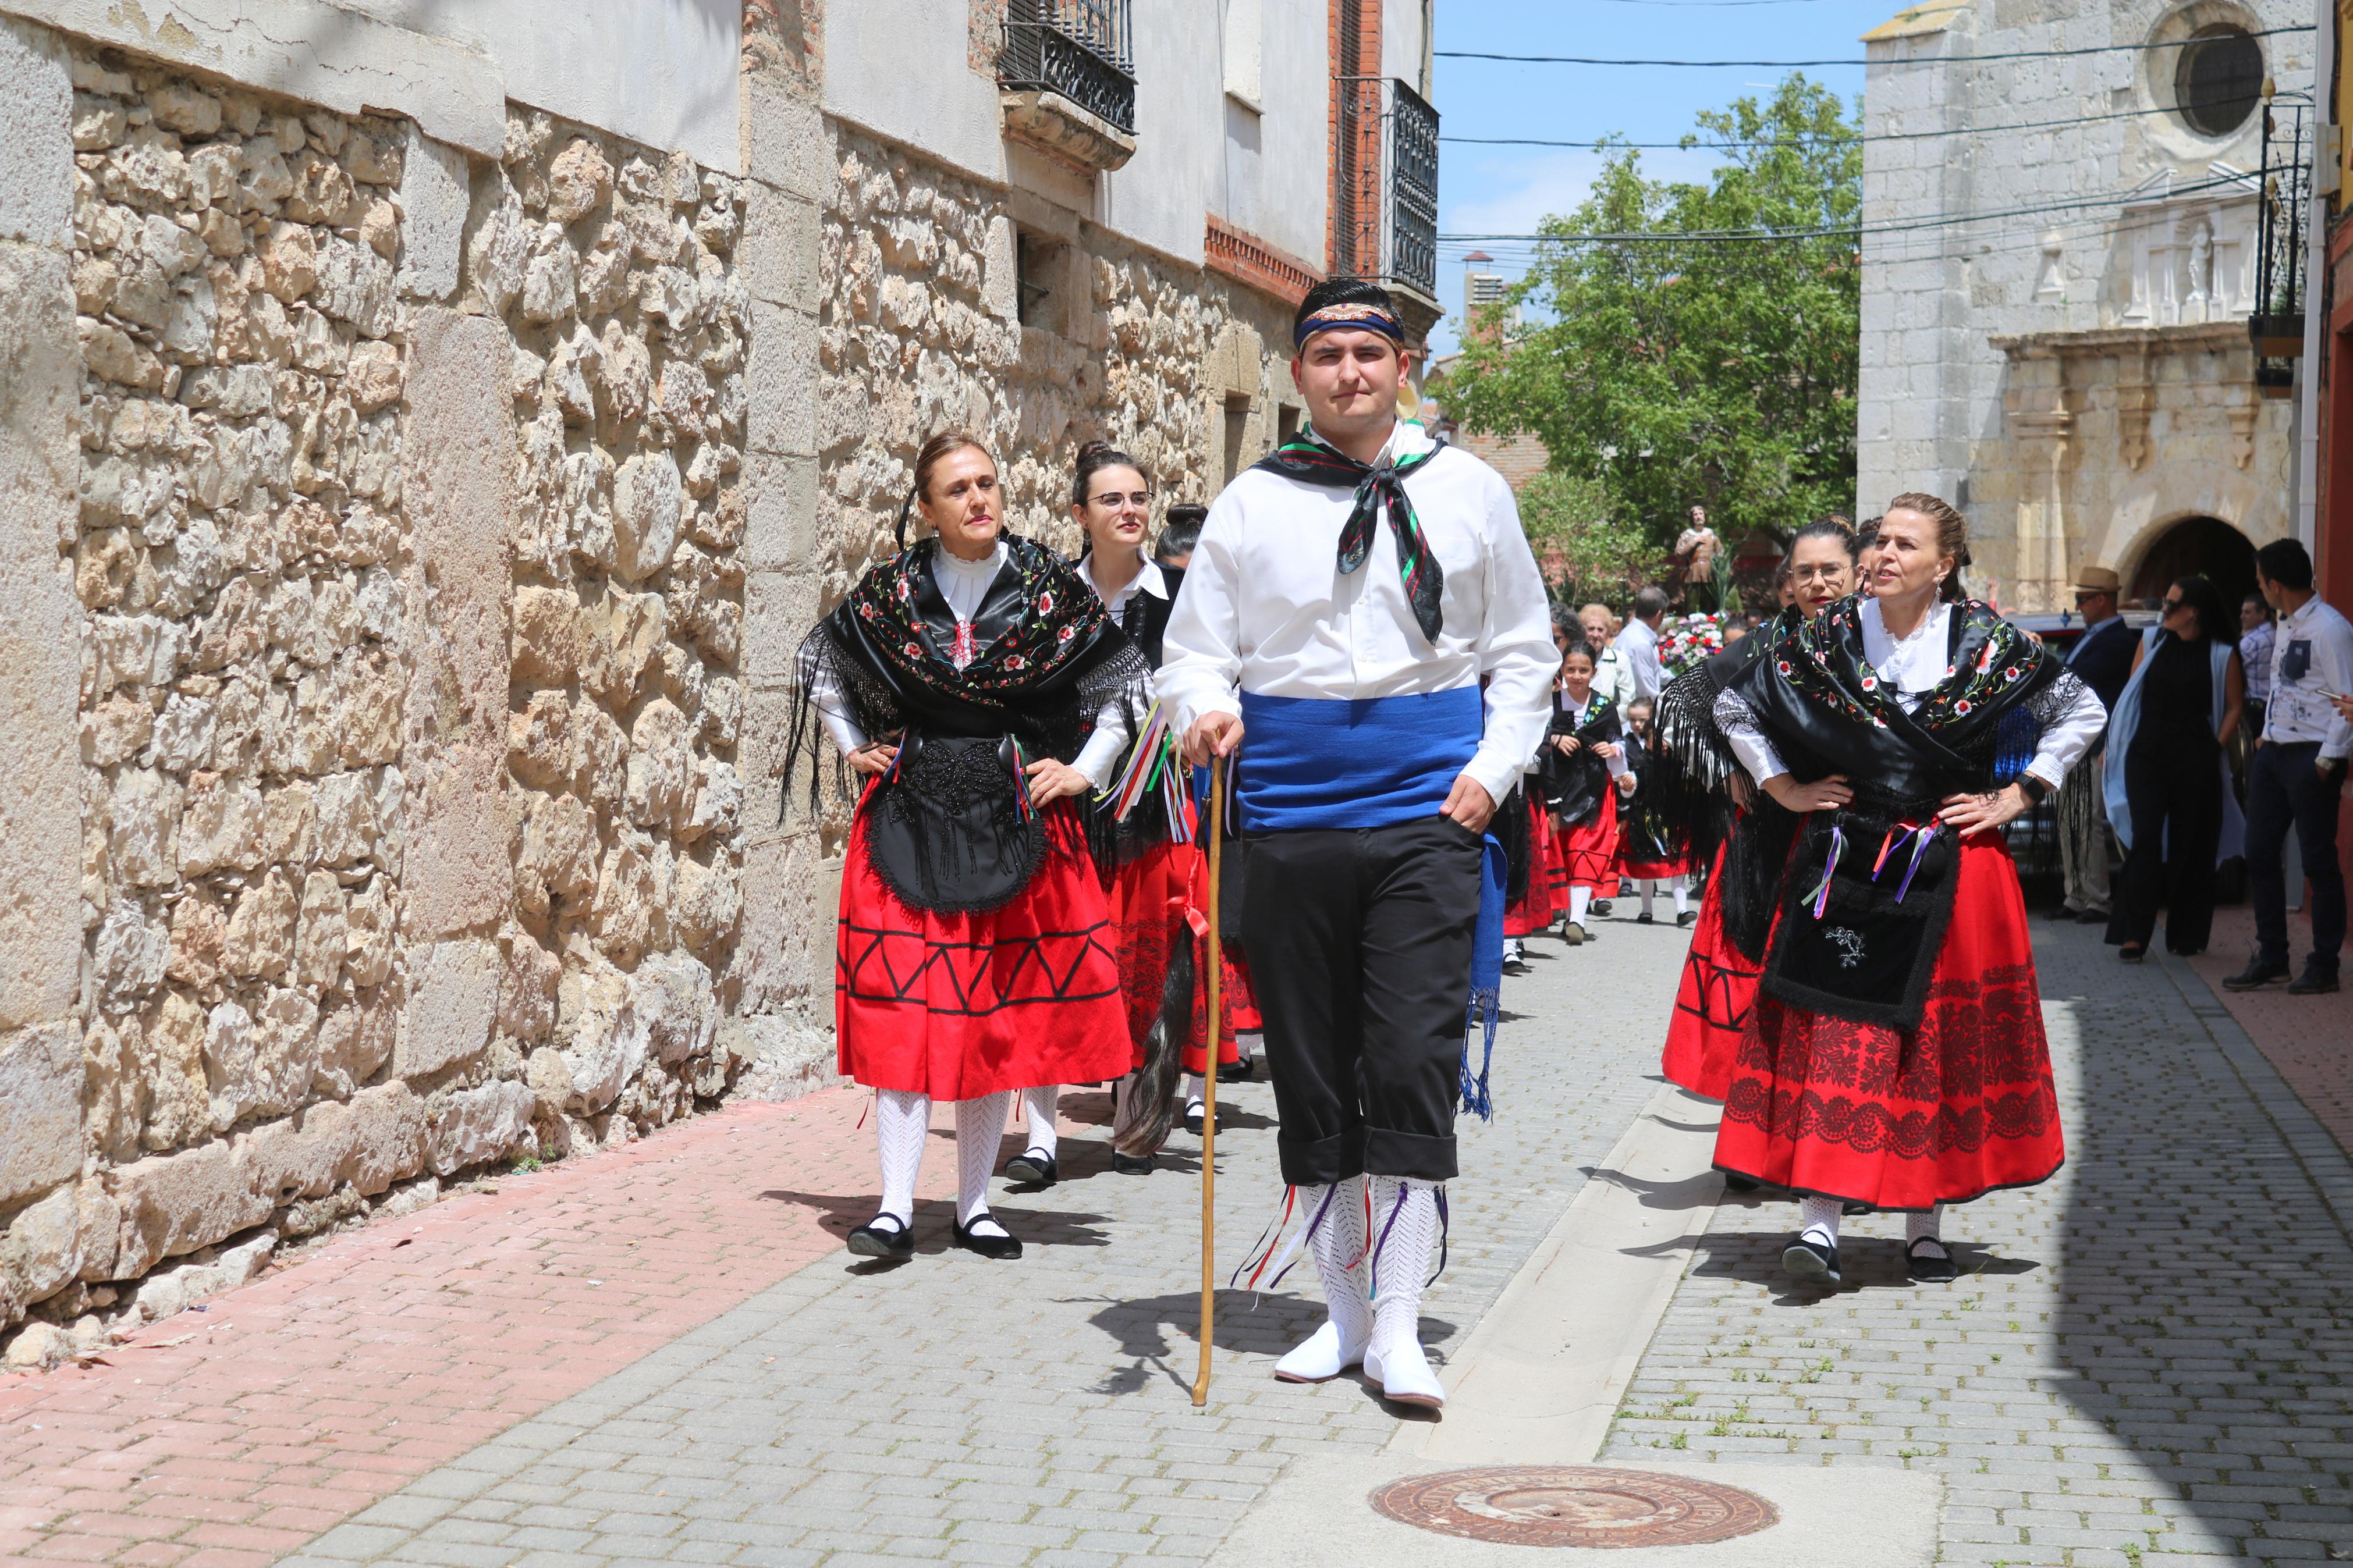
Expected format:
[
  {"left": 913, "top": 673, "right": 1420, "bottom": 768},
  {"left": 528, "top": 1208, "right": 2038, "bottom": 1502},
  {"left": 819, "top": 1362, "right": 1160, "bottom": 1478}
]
[
  {"left": 1107, "top": 837, "right": 1193, "bottom": 1067},
  {"left": 1621, "top": 844, "right": 1695, "bottom": 880},
  {"left": 835, "top": 795, "right": 1134, "bottom": 1100},
  {"left": 1505, "top": 792, "right": 1566, "bottom": 937},
  {"left": 1712, "top": 831, "right": 2065, "bottom": 1211},
  {"left": 1659, "top": 844, "right": 1759, "bottom": 1102},
  {"left": 1558, "top": 788, "right": 1621, "bottom": 893},
  {"left": 1180, "top": 841, "right": 1250, "bottom": 1075}
]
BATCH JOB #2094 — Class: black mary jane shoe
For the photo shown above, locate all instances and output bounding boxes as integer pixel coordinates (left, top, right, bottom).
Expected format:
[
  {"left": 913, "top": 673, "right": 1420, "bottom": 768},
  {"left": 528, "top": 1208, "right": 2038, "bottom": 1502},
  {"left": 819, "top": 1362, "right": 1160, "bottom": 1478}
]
[
  {"left": 1634, "top": 912, "right": 1655, "bottom": 926},
  {"left": 1677, "top": 909, "right": 1699, "bottom": 929},
  {"left": 1218, "top": 1059, "right": 1254, "bottom": 1085},
  {"left": 1185, "top": 1102, "right": 1223, "bottom": 1138},
  {"left": 951, "top": 1217, "right": 1023, "bottom": 1260},
  {"left": 845, "top": 1216, "right": 915, "bottom": 1260},
  {"left": 1907, "top": 1238, "right": 1959, "bottom": 1284},
  {"left": 1003, "top": 1149, "right": 1057, "bottom": 1187},
  {"left": 1592, "top": 898, "right": 1614, "bottom": 917},
  {"left": 1781, "top": 1235, "right": 1842, "bottom": 1286},
  {"left": 1112, "top": 1151, "right": 1155, "bottom": 1175}
]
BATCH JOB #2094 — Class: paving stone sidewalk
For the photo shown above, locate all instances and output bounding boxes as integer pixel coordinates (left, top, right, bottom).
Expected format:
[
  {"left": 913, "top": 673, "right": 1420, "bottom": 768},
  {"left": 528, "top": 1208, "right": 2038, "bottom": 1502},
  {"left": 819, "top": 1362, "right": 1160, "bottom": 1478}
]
[
  {"left": 144, "top": 915, "right": 1681, "bottom": 1568},
  {"left": 1602, "top": 919, "right": 2353, "bottom": 1568}
]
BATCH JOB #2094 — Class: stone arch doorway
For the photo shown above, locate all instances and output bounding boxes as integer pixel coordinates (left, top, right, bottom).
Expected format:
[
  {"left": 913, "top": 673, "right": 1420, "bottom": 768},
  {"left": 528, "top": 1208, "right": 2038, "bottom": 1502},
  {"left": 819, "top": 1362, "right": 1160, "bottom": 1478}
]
[{"left": 2128, "top": 514, "right": 2258, "bottom": 610}]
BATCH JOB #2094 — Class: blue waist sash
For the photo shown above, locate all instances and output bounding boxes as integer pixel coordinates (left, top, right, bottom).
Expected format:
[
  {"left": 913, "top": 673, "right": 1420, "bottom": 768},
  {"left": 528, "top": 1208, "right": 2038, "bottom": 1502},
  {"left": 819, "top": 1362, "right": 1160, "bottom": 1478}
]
[{"left": 1236, "top": 687, "right": 1482, "bottom": 833}]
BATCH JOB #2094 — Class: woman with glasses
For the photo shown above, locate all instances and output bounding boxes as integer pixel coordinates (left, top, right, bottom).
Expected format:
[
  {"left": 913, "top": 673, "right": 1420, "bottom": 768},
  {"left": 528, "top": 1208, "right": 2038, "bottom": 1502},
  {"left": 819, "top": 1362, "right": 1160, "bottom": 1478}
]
[
  {"left": 786, "top": 432, "right": 1152, "bottom": 1261},
  {"left": 2102, "top": 574, "right": 2246, "bottom": 961},
  {"left": 1002, "top": 443, "right": 1238, "bottom": 1185},
  {"left": 1653, "top": 517, "right": 1854, "bottom": 1108}
]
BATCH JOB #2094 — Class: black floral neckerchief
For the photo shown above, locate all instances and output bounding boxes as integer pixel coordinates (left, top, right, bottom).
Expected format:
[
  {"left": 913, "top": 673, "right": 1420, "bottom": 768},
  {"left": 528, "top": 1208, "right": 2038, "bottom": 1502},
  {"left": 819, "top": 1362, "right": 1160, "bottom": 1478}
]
[
  {"left": 846, "top": 535, "right": 1113, "bottom": 707},
  {"left": 1765, "top": 595, "right": 2053, "bottom": 744}
]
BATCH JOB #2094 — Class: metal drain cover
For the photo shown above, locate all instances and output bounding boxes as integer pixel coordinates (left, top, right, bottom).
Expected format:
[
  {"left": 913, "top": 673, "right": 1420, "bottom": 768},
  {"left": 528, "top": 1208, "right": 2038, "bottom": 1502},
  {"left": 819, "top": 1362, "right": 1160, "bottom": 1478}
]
[{"left": 1369, "top": 1466, "right": 1779, "bottom": 1549}]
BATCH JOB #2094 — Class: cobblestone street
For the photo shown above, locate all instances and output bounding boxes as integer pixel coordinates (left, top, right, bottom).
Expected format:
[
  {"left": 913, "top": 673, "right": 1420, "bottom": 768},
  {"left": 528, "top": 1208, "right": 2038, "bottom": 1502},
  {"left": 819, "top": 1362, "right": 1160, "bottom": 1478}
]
[{"left": 6, "top": 908, "right": 2351, "bottom": 1567}]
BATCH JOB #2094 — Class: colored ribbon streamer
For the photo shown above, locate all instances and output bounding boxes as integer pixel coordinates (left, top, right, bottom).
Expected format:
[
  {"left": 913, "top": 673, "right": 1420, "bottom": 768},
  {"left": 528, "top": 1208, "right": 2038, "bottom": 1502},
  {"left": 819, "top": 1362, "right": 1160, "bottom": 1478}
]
[{"left": 1805, "top": 823, "right": 1846, "bottom": 919}]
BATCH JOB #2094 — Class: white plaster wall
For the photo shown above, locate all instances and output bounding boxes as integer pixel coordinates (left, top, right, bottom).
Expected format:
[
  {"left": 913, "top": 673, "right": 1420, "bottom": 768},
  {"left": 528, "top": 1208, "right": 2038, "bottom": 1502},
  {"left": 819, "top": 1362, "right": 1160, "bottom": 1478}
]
[
  {"left": 822, "top": 0, "right": 1007, "bottom": 187},
  {"left": 1240, "top": 0, "right": 1329, "bottom": 268},
  {"left": 1857, "top": 0, "right": 2313, "bottom": 527},
  {"left": 0, "top": 0, "right": 742, "bottom": 168},
  {"left": 1101, "top": 0, "right": 1220, "bottom": 264},
  {"left": 1381, "top": 0, "right": 1432, "bottom": 95}
]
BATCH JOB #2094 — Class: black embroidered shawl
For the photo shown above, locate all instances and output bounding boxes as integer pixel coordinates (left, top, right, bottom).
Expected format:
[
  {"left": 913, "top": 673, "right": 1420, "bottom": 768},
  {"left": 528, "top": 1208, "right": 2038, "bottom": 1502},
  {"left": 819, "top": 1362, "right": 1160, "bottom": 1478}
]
[
  {"left": 1730, "top": 596, "right": 2060, "bottom": 1028},
  {"left": 783, "top": 535, "right": 1152, "bottom": 914},
  {"left": 1539, "top": 699, "right": 1623, "bottom": 826}
]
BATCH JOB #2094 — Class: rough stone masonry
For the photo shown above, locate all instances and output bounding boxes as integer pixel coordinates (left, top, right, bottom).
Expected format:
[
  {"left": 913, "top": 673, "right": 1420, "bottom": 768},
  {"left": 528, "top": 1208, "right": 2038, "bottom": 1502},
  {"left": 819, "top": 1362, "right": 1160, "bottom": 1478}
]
[
  {"left": 1, "top": 17, "right": 753, "bottom": 1363},
  {"left": 1, "top": 5, "right": 1316, "bottom": 1368}
]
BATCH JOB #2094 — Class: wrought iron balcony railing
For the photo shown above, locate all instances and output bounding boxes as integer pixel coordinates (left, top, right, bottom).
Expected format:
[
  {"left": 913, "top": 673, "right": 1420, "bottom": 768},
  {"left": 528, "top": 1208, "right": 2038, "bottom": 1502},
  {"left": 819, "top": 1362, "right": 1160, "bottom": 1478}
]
[
  {"left": 1000, "top": 0, "right": 1136, "bottom": 136},
  {"left": 2249, "top": 92, "right": 2309, "bottom": 390},
  {"left": 1333, "top": 77, "right": 1440, "bottom": 305}
]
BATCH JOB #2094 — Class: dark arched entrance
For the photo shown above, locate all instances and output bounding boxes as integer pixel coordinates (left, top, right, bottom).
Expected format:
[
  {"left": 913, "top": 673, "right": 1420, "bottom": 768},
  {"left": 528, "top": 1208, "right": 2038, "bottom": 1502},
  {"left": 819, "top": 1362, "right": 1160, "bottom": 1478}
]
[{"left": 2129, "top": 516, "right": 2258, "bottom": 612}]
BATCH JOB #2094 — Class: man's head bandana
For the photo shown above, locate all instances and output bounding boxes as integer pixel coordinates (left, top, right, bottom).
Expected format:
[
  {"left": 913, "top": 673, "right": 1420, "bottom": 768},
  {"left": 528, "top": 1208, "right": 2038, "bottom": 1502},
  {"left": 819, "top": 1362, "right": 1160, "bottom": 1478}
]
[{"left": 1293, "top": 300, "right": 1406, "bottom": 350}]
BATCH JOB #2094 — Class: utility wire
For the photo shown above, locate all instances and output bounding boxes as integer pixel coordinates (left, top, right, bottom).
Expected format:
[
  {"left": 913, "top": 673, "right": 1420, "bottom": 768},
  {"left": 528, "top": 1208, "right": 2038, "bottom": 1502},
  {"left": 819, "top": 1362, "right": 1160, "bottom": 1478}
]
[
  {"left": 1439, "top": 90, "right": 2310, "bottom": 151},
  {"left": 1435, "top": 23, "right": 2312, "bottom": 69},
  {"left": 1439, "top": 165, "right": 2256, "bottom": 248}
]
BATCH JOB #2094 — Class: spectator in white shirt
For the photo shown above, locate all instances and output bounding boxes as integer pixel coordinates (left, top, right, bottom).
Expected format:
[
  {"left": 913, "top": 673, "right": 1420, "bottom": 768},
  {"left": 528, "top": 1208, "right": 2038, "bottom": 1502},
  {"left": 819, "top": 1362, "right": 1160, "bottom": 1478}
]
[
  {"left": 1616, "top": 586, "right": 1670, "bottom": 703},
  {"left": 2223, "top": 539, "right": 2351, "bottom": 996}
]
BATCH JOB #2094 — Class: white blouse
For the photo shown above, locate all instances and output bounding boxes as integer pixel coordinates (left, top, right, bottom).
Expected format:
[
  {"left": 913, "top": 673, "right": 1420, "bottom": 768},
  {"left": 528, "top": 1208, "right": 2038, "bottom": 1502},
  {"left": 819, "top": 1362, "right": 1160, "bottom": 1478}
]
[
  {"left": 1715, "top": 598, "right": 2106, "bottom": 792},
  {"left": 808, "top": 540, "right": 1133, "bottom": 788}
]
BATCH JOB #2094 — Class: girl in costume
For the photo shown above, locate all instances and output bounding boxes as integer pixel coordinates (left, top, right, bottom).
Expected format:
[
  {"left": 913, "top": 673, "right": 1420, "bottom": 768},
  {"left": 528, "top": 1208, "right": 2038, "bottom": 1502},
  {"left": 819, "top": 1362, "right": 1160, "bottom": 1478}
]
[
  {"left": 1711, "top": 495, "right": 2104, "bottom": 1285},
  {"left": 1652, "top": 519, "right": 1857, "bottom": 1104},
  {"left": 1614, "top": 699, "right": 1695, "bottom": 926},
  {"left": 1541, "top": 641, "right": 1634, "bottom": 945},
  {"left": 788, "top": 433, "right": 1152, "bottom": 1260}
]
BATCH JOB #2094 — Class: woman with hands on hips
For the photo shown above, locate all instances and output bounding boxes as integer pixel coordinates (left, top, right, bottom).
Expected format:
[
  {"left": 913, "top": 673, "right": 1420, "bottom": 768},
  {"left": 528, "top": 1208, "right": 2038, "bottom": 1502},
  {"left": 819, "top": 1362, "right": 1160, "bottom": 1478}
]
[
  {"left": 1709, "top": 494, "right": 2105, "bottom": 1292},
  {"left": 786, "top": 432, "right": 1152, "bottom": 1264}
]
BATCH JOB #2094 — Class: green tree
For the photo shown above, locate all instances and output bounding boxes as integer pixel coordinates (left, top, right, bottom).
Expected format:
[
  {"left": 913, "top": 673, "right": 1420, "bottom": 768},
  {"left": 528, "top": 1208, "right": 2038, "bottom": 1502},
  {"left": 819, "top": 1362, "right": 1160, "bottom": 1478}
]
[
  {"left": 1514, "top": 470, "right": 1667, "bottom": 608},
  {"left": 1446, "top": 75, "right": 1861, "bottom": 555}
]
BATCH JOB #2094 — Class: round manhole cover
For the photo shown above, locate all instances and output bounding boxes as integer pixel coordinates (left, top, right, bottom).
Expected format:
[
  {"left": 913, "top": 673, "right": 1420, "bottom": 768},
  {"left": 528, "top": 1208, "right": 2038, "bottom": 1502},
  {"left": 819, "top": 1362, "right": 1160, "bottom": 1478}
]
[{"left": 1369, "top": 1466, "right": 1779, "bottom": 1548}]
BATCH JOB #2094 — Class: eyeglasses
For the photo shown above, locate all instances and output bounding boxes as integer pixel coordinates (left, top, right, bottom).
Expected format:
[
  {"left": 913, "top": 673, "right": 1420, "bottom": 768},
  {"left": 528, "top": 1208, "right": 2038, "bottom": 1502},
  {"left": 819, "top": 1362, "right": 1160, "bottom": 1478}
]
[
  {"left": 2162, "top": 596, "right": 2185, "bottom": 611},
  {"left": 1088, "top": 490, "right": 1152, "bottom": 510},
  {"left": 1791, "top": 564, "right": 1847, "bottom": 582}
]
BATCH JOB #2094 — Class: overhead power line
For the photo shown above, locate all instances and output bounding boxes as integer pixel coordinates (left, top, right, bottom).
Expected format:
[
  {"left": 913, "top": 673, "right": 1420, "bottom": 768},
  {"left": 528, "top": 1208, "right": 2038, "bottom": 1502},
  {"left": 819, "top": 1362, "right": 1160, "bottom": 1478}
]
[
  {"left": 1435, "top": 24, "right": 2313, "bottom": 69},
  {"left": 1438, "top": 166, "right": 2256, "bottom": 248},
  {"left": 1439, "top": 90, "right": 2313, "bottom": 152}
]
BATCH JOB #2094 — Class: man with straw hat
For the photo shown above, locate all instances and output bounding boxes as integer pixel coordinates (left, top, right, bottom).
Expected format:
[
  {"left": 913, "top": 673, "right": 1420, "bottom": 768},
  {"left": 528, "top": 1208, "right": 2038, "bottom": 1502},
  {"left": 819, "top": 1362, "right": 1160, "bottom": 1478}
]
[
  {"left": 2054, "top": 564, "right": 2136, "bottom": 924},
  {"left": 1160, "top": 278, "right": 1553, "bottom": 1410}
]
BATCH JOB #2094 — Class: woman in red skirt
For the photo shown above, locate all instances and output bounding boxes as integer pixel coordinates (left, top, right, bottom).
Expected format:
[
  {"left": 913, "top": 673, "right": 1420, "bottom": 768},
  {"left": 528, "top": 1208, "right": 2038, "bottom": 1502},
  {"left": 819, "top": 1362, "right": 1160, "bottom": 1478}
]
[
  {"left": 1541, "top": 640, "right": 1634, "bottom": 945},
  {"left": 1005, "top": 443, "right": 1206, "bottom": 1184},
  {"left": 1651, "top": 518, "right": 1858, "bottom": 1103},
  {"left": 789, "top": 433, "right": 1150, "bottom": 1261},
  {"left": 1711, "top": 495, "right": 2104, "bottom": 1285}
]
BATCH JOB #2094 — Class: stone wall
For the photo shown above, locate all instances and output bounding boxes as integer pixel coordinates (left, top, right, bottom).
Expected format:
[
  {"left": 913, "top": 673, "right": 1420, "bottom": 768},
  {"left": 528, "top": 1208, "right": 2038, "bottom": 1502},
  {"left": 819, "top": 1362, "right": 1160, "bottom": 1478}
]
[{"left": 0, "top": 25, "right": 751, "bottom": 1359}]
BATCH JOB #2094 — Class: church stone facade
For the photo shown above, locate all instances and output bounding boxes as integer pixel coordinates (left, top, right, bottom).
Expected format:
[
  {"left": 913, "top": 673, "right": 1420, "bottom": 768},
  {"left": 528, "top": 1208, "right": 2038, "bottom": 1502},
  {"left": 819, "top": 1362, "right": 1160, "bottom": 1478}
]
[{"left": 1856, "top": 0, "right": 2313, "bottom": 609}]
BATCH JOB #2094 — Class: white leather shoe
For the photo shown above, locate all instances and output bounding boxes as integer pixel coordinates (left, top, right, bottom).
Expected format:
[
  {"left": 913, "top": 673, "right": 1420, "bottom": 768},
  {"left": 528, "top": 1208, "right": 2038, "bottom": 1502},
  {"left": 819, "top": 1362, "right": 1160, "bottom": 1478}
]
[
  {"left": 1273, "top": 1319, "right": 1368, "bottom": 1383},
  {"left": 1364, "top": 1339, "right": 1446, "bottom": 1409}
]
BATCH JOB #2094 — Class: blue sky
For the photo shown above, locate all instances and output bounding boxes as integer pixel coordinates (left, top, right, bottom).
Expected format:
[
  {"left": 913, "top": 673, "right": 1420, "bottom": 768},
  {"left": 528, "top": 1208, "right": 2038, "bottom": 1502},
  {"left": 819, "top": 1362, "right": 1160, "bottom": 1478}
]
[{"left": 1427, "top": 0, "right": 1888, "bottom": 355}]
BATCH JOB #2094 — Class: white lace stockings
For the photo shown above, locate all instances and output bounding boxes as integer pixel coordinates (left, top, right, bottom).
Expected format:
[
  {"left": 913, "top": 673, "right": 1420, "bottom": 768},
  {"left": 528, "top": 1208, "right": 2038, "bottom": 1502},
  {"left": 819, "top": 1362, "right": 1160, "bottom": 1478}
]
[
  {"left": 870, "top": 1089, "right": 1014, "bottom": 1238},
  {"left": 1367, "top": 1175, "right": 1439, "bottom": 1363},
  {"left": 1303, "top": 1178, "right": 1372, "bottom": 1346},
  {"left": 1021, "top": 1085, "right": 1059, "bottom": 1160}
]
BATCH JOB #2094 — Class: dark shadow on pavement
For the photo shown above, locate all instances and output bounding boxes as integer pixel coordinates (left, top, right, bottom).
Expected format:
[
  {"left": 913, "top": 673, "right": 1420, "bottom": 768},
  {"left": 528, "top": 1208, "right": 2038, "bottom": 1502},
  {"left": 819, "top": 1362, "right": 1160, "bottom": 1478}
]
[{"left": 1085, "top": 1287, "right": 1460, "bottom": 1397}]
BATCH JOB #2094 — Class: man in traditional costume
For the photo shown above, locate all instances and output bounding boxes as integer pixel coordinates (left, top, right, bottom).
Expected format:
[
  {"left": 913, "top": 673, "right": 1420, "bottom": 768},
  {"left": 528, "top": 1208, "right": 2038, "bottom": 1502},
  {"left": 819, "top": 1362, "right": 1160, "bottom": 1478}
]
[
  {"left": 789, "top": 435, "right": 1151, "bottom": 1261},
  {"left": 1709, "top": 495, "right": 2103, "bottom": 1285},
  {"left": 1160, "top": 279, "right": 1553, "bottom": 1409}
]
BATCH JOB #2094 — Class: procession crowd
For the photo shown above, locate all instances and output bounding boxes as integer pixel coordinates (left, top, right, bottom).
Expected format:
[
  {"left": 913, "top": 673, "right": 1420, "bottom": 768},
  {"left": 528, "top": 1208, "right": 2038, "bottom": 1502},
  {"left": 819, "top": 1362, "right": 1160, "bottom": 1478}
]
[{"left": 788, "top": 274, "right": 2353, "bottom": 1414}]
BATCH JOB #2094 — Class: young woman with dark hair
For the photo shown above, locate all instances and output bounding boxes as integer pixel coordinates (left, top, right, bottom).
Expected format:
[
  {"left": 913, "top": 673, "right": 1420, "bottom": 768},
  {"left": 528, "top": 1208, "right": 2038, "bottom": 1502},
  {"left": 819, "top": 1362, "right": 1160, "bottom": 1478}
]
[
  {"left": 1710, "top": 493, "right": 2106, "bottom": 1286},
  {"left": 787, "top": 433, "right": 1153, "bottom": 1261},
  {"left": 2101, "top": 573, "right": 2246, "bottom": 961}
]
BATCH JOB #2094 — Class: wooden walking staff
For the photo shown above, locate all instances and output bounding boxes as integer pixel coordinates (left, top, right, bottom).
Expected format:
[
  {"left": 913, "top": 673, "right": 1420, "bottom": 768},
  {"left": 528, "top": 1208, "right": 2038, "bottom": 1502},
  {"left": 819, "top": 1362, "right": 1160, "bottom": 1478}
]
[{"left": 1191, "top": 753, "right": 1226, "bottom": 1408}]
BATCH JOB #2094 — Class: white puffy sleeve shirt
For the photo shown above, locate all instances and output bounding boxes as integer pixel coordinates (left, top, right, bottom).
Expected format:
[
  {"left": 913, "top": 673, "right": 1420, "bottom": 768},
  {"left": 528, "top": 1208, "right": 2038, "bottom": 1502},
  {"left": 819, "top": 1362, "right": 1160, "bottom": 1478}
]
[{"left": 1157, "top": 425, "right": 1558, "bottom": 808}]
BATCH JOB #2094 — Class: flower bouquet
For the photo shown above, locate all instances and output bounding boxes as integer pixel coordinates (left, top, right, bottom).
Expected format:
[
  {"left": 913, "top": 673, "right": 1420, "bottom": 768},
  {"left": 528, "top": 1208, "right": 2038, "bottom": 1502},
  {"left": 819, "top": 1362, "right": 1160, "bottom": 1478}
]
[{"left": 1658, "top": 612, "right": 1726, "bottom": 680}]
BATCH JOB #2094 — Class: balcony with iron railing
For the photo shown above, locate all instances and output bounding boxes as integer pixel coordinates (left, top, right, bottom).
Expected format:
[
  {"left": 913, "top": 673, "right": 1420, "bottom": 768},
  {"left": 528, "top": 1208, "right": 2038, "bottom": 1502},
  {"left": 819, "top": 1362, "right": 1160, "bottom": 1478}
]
[
  {"left": 1333, "top": 76, "right": 1440, "bottom": 328},
  {"left": 998, "top": 0, "right": 1137, "bottom": 173},
  {"left": 2250, "top": 91, "right": 2309, "bottom": 396}
]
